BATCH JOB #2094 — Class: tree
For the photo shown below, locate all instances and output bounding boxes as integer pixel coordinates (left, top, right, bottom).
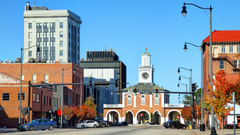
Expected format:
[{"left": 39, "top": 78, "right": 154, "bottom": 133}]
[
  {"left": 150, "top": 112, "right": 154, "bottom": 122},
  {"left": 181, "top": 106, "right": 192, "bottom": 121},
  {"left": 181, "top": 88, "right": 201, "bottom": 105},
  {"left": 62, "top": 105, "right": 74, "bottom": 127},
  {"left": 229, "top": 75, "right": 240, "bottom": 105},
  {"left": 203, "top": 70, "right": 232, "bottom": 135},
  {"left": 73, "top": 105, "right": 84, "bottom": 121},
  {"left": 84, "top": 96, "right": 96, "bottom": 110},
  {"left": 125, "top": 113, "right": 127, "bottom": 122}
]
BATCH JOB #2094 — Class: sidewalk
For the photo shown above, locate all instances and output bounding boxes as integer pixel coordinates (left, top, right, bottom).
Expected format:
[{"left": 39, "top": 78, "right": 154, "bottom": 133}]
[
  {"left": 0, "top": 127, "right": 17, "bottom": 133},
  {"left": 189, "top": 128, "right": 240, "bottom": 135}
]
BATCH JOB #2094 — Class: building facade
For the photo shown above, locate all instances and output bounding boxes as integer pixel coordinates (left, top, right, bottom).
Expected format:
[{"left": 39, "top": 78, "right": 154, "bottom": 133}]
[
  {"left": 23, "top": 2, "right": 82, "bottom": 65},
  {"left": 0, "top": 61, "right": 84, "bottom": 127},
  {"left": 80, "top": 49, "right": 126, "bottom": 100},
  {"left": 103, "top": 50, "right": 186, "bottom": 124}
]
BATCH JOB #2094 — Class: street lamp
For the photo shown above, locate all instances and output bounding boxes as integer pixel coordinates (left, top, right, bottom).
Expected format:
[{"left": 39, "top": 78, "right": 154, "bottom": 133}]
[
  {"left": 19, "top": 46, "right": 40, "bottom": 127},
  {"left": 182, "top": 2, "right": 213, "bottom": 133},
  {"left": 184, "top": 42, "right": 205, "bottom": 131},
  {"left": 61, "top": 67, "right": 75, "bottom": 128}
]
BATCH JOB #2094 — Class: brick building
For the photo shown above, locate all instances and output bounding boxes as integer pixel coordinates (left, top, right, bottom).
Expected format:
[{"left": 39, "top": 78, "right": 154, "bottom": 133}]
[
  {"left": 0, "top": 61, "right": 84, "bottom": 127},
  {"left": 103, "top": 49, "right": 186, "bottom": 124},
  {"left": 202, "top": 30, "right": 240, "bottom": 127}
]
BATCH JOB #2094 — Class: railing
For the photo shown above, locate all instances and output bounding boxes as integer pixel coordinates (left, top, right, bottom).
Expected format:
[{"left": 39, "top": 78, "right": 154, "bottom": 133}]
[
  {"left": 164, "top": 104, "right": 186, "bottom": 108},
  {"left": 103, "top": 104, "right": 123, "bottom": 108}
]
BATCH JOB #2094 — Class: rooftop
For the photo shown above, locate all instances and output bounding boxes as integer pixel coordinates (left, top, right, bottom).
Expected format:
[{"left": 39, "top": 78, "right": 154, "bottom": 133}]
[
  {"left": 122, "top": 83, "right": 169, "bottom": 91},
  {"left": 203, "top": 30, "right": 240, "bottom": 43}
]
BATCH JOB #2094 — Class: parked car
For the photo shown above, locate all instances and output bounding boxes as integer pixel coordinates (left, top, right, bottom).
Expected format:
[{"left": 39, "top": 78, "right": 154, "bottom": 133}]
[
  {"left": 224, "top": 115, "right": 238, "bottom": 129},
  {"left": 75, "top": 120, "right": 99, "bottom": 129},
  {"left": 97, "top": 120, "right": 107, "bottom": 127},
  {"left": 19, "top": 119, "right": 57, "bottom": 131},
  {"left": 164, "top": 121, "right": 186, "bottom": 129},
  {"left": 104, "top": 121, "right": 113, "bottom": 127}
]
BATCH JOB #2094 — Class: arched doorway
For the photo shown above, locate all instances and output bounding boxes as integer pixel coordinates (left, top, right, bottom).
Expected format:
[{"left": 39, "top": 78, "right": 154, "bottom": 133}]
[
  {"left": 153, "top": 111, "right": 161, "bottom": 124},
  {"left": 167, "top": 110, "right": 183, "bottom": 124},
  {"left": 126, "top": 111, "right": 133, "bottom": 124},
  {"left": 136, "top": 110, "right": 150, "bottom": 124},
  {"left": 106, "top": 110, "right": 120, "bottom": 124}
]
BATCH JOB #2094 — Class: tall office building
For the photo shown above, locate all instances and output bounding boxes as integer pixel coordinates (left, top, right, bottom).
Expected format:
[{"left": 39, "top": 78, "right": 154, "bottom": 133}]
[
  {"left": 23, "top": 2, "right": 82, "bottom": 65},
  {"left": 80, "top": 49, "right": 127, "bottom": 99}
]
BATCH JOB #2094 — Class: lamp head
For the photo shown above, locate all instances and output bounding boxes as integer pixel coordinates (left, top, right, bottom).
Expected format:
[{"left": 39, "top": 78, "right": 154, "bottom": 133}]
[
  {"left": 179, "top": 76, "right": 181, "bottom": 81},
  {"left": 184, "top": 44, "right": 187, "bottom": 52},
  {"left": 178, "top": 68, "right": 180, "bottom": 74},
  {"left": 36, "top": 47, "right": 41, "bottom": 52},
  {"left": 181, "top": 5, "right": 187, "bottom": 17},
  {"left": 178, "top": 83, "right": 180, "bottom": 87}
]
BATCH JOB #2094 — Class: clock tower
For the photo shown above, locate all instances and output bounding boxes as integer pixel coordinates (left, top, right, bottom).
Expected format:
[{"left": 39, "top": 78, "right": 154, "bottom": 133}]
[{"left": 138, "top": 48, "right": 154, "bottom": 83}]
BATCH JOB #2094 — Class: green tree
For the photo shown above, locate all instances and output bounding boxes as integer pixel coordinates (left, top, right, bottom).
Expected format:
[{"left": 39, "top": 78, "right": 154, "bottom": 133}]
[
  {"left": 125, "top": 113, "right": 127, "bottom": 122},
  {"left": 84, "top": 96, "right": 97, "bottom": 110},
  {"left": 150, "top": 112, "right": 154, "bottom": 122},
  {"left": 181, "top": 88, "right": 201, "bottom": 105}
]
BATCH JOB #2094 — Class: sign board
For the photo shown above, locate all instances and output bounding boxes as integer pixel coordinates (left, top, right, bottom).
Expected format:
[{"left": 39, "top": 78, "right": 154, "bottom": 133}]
[
  {"left": 139, "top": 90, "right": 152, "bottom": 94},
  {"left": 128, "top": 89, "right": 133, "bottom": 94},
  {"left": 177, "top": 116, "right": 180, "bottom": 119},
  {"left": 140, "top": 113, "right": 143, "bottom": 117},
  {"left": 233, "top": 92, "right": 235, "bottom": 102}
]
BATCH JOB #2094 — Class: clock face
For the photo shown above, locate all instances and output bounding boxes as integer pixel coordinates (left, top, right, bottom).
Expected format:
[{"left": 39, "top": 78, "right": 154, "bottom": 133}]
[{"left": 142, "top": 72, "right": 149, "bottom": 79}]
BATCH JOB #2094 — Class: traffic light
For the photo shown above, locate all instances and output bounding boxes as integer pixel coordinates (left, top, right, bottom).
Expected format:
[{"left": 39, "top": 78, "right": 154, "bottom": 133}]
[
  {"left": 192, "top": 83, "right": 197, "bottom": 92},
  {"left": 156, "top": 89, "right": 158, "bottom": 96},
  {"left": 48, "top": 86, "right": 52, "bottom": 91},
  {"left": 54, "top": 85, "right": 57, "bottom": 92},
  {"left": 115, "top": 79, "right": 119, "bottom": 87},
  {"left": 89, "top": 77, "right": 92, "bottom": 88},
  {"left": 49, "top": 110, "right": 53, "bottom": 113},
  {"left": 134, "top": 89, "right": 137, "bottom": 96}
]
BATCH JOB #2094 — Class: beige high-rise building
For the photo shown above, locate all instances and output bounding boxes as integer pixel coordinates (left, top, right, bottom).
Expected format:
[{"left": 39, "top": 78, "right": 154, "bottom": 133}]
[{"left": 23, "top": 2, "right": 82, "bottom": 65}]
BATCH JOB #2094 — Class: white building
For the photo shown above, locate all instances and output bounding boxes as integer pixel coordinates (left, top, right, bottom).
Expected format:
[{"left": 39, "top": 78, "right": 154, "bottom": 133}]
[
  {"left": 84, "top": 69, "right": 119, "bottom": 116},
  {"left": 23, "top": 2, "right": 82, "bottom": 65}
]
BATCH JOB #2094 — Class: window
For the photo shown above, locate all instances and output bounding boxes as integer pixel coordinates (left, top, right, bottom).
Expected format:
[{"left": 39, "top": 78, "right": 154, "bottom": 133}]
[
  {"left": 29, "top": 23, "right": 32, "bottom": 29},
  {"left": 155, "top": 95, "right": 159, "bottom": 105},
  {"left": 32, "top": 74, "right": 36, "bottom": 83},
  {"left": 238, "top": 46, "right": 240, "bottom": 53},
  {"left": 69, "top": 33, "right": 70, "bottom": 38},
  {"left": 50, "top": 32, "right": 55, "bottom": 38},
  {"left": 141, "top": 95, "right": 145, "bottom": 105},
  {"left": 49, "top": 97, "right": 51, "bottom": 106},
  {"left": 220, "top": 60, "right": 224, "bottom": 69},
  {"left": 37, "top": 32, "right": 42, "bottom": 38},
  {"left": 50, "top": 41, "right": 55, "bottom": 47},
  {"left": 44, "top": 74, "right": 49, "bottom": 83},
  {"left": 2, "top": 93, "right": 10, "bottom": 101},
  {"left": 60, "top": 31, "right": 63, "bottom": 37},
  {"left": 69, "top": 42, "right": 70, "bottom": 47},
  {"left": 60, "top": 50, "right": 63, "bottom": 56},
  {"left": 44, "top": 32, "right": 48, "bottom": 38},
  {"left": 229, "top": 46, "right": 233, "bottom": 53},
  {"left": 69, "top": 51, "right": 70, "bottom": 57},
  {"left": 37, "top": 50, "right": 42, "bottom": 57},
  {"left": 43, "top": 23, "right": 48, "bottom": 28},
  {"left": 29, "top": 32, "right": 32, "bottom": 38},
  {"left": 28, "top": 51, "right": 32, "bottom": 57},
  {"left": 36, "top": 23, "right": 42, "bottom": 29},
  {"left": 50, "top": 22, "right": 55, "bottom": 28},
  {"left": 37, "top": 94, "right": 40, "bottom": 102},
  {"left": 33, "top": 93, "right": 35, "bottom": 101},
  {"left": 60, "top": 41, "right": 63, "bottom": 47},
  {"left": 60, "top": 22, "right": 63, "bottom": 28},
  {"left": 43, "top": 96, "right": 45, "bottom": 105},
  {"left": 127, "top": 95, "right": 132, "bottom": 105},
  {"left": 28, "top": 41, "right": 32, "bottom": 47},
  {"left": 18, "top": 93, "right": 25, "bottom": 100},
  {"left": 43, "top": 42, "right": 49, "bottom": 47},
  {"left": 69, "top": 23, "right": 70, "bottom": 29},
  {"left": 234, "top": 60, "right": 237, "bottom": 67},
  {"left": 60, "top": 59, "right": 63, "bottom": 63},
  {"left": 43, "top": 50, "right": 48, "bottom": 56},
  {"left": 50, "top": 50, "right": 55, "bottom": 56},
  {"left": 37, "top": 41, "right": 42, "bottom": 47},
  {"left": 239, "top": 60, "right": 240, "bottom": 68},
  {"left": 222, "top": 46, "right": 225, "bottom": 53}
]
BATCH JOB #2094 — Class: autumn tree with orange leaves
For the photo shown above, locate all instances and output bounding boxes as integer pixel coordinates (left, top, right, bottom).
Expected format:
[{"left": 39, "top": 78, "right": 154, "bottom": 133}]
[
  {"left": 203, "top": 70, "right": 232, "bottom": 135},
  {"left": 181, "top": 103, "right": 201, "bottom": 125},
  {"left": 62, "top": 105, "right": 74, "bottom": 127}
]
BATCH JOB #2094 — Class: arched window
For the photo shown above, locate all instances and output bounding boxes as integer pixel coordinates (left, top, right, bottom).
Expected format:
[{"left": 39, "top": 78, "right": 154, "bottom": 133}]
[
  {"left": 141, "top": 95, "right": 145, "bottom": 105},
  {"left": 155, "top": 95, "right": 159, "bottom": 105},
  {"left": 127, "top": 95, "right": 132, "bottom": 105}
]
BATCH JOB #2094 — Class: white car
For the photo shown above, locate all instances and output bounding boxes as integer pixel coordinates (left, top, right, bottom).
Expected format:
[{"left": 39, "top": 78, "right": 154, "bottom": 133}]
[{"left": 75, "top": 120, "right": 99, "bottom": 129}]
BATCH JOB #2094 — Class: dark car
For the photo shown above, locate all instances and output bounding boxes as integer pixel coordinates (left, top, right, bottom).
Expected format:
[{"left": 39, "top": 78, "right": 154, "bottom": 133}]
[
  {"left": 104, "top": 121, "right": 113, "bottom": 127},
  {"left": 164, "top": 121, "right": 186, "bottom": 129},
  {"left": 19, "top": 119, "right": 57, "bottom": 131},
  {"left": 97, "top": 120, "right": 107, "bottom": 128}
]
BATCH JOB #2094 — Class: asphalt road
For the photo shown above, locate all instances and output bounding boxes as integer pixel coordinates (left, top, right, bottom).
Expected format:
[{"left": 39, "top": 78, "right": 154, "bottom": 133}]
[{"left": 2, "top": 125, "right": 193, "bottom": 135}]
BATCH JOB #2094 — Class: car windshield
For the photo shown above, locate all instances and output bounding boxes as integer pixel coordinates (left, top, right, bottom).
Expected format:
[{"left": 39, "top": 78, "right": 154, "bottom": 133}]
[
  {"left": 81, "top": 121, "right": 86, "bottom": 123},
  {"left": 30, "top": 119, "right": 39, "bottom": 123}
]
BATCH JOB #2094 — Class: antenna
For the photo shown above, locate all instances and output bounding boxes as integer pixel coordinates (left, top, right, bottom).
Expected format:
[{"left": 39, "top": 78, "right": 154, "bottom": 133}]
[{"left": 34, "top": 1, "right": 35, "bottom": 7}]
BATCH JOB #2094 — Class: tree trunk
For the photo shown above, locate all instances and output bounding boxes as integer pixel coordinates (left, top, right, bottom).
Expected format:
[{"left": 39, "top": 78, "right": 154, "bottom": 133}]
[{"left": 222, "top": 116, "right": 224, "bottom": 135}]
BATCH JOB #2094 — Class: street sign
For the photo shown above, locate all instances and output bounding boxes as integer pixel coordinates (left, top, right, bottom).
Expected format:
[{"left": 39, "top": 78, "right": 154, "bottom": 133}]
[
  {"left": 140, "top": 113, "right": 143, "bottom": 117},
  {"left": 177, "top": 116, "right": 180, "bottom": 119},
  {"left": 128, "top": 89, "right": 133, "bottom": 94}
]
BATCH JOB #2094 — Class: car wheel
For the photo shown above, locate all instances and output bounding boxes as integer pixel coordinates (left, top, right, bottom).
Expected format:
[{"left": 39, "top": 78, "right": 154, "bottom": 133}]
[
  {"left": 42, "top": 129, "right": 46, "bottom": 131},
  {"left": 81, "top": 125, "right": 84, "bottom": 129},
  {"left": 48, "top": 125, "right": 53, "bottom": 130},
  {"left": 93, "top": 124, "right": 97, "bottom": 128},
  {"left": 29, "top": 126, "right": 34, "bottom": 131}
]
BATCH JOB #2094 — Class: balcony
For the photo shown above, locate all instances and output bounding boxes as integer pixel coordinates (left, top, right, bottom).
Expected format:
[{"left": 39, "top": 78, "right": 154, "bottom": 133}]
[
  {"left": 164, "top": 103, "right": 186, "bottom": 108},
  {"left": 103, "top": 104, "right": 123, "bottom": 108}
]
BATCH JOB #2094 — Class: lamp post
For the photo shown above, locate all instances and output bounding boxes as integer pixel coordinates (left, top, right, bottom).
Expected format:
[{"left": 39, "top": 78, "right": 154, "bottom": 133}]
[
  {"left": 61, "top": 67, "right": 75, "bottom": 128},
  {"left": 182, "top": 2, "right": 213, "bottom": 133},
  {"left": 179, "top": 75, "right": 190, "bottom": 105},
  {"left": 178, "top": 83, "right": 187, "bottom": 104},
  {"left": 19, "top": 46, "right": 40, "bottom": 127},
  {"left": 184, "top": 42, "right": 205, "bottom": 131},
  {"left": 178, "top": 67, "right": 194, "bottom": 128}
]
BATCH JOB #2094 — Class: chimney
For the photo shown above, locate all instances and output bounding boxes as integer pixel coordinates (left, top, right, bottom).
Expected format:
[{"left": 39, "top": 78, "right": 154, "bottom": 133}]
[{"left": 25, "top": 2, "right": 31, "bottom": 11}]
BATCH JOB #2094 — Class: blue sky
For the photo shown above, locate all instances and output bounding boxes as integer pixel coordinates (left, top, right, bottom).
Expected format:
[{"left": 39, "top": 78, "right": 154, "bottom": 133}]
[{"left": 1, "top": 0, "right": 240, "bottom": 104}]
